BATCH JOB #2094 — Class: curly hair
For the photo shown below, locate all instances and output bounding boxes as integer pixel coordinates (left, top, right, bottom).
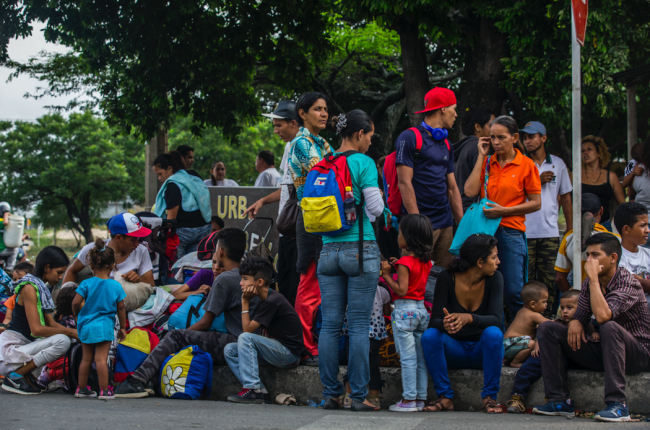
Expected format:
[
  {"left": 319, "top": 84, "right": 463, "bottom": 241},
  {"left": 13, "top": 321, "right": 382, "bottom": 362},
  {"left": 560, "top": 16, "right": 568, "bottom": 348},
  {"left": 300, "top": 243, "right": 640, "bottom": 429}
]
[
  {"left": 582, "top": 135, "right": 611, "bottom": 168},
  {"left": 86, "top": 238, "right": 116, "bottom": 271},
  {"left": 399, "top": 214, "right": 434, "bottom": 262}
]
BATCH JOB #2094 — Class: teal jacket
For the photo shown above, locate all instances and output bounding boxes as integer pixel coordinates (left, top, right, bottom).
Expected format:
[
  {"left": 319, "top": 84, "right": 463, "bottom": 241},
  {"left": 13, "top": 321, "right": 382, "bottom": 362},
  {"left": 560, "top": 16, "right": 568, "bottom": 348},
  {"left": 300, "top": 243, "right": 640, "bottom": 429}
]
[{"left": 154, "top": 170, "right": 212, "bottom": 223}]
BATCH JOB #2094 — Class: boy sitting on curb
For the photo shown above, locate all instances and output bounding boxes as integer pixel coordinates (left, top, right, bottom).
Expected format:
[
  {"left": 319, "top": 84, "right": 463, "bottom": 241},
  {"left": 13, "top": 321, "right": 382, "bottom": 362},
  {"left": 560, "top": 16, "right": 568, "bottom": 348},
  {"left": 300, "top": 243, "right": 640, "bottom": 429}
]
[
  {"left": 503, "top": 281, "right": 549, "bottom": 367},
  {"left": 507, "top": 290, "right": 599, "bottom": 412},
  {"left": 225, "top": 257, "right": 304, "bottom": 404}
]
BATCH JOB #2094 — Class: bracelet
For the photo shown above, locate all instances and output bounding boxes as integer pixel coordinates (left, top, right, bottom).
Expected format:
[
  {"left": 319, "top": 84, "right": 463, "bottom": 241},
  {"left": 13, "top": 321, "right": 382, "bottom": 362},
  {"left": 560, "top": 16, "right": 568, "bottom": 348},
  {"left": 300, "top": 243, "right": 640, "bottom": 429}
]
[{"left": 241, "top": 311, "right": 249, "bottom": 314}]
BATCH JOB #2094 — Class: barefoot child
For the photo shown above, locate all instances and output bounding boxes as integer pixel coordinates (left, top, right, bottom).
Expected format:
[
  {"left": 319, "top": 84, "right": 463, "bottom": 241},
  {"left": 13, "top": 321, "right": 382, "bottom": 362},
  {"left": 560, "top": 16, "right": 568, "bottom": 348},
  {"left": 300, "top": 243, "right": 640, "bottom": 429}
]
[
  {"left": 381, "top": 214, "right": 433, "bottom": 412},
  {"left": 503, "top": 281, "right": 549, "bottom": 367},
  {"left": 506, "top": 290, "right": 599, "bottom": 412},
  {"left": 72, "top": 239, "right": 127, "bottom": 399}
]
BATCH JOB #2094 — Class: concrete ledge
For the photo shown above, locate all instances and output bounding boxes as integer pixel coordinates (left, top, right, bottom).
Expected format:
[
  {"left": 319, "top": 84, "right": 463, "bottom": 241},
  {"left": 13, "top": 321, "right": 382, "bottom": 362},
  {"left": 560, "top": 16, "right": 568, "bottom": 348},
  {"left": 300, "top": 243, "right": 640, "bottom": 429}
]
[{"left": 210, "top": 365, "right": 650, "bottom": 413}]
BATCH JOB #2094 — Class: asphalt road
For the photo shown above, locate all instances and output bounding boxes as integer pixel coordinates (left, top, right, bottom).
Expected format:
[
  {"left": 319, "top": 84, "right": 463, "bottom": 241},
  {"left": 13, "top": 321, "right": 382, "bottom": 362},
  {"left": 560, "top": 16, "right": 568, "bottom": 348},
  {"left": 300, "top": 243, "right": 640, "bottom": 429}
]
[{"left": 0, "top": 389, "right": 636, "bottom": 430}]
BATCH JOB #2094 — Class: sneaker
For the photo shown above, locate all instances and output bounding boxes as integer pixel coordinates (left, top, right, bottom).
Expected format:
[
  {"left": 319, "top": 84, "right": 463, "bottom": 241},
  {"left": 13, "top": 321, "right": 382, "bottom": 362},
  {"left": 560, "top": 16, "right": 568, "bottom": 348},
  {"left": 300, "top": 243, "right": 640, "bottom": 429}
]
[
  {"left": 1, "top": 374, "right": 41, "bottom": 395},
  {"left": 98, "top": 386, "right": 115, "bottom": 400},
  {"left": 300, "top": 355, "right": 319, "bottom": 366},
  {"left": 594, "top": 402, "right": 631, "bottom": 422},
  {"left": 27, "top": 374, "right": 47, "bottom": 392},
  {"left": 507, "top": 394, "right": 526, "bottom": 414},
  {"left": 415, "top": 401, "right": 425, "bottom": 412},
  {"left": 227, "top": 388, "right": 267, "bottom": 404},
  {"left": 115, "top": 376, "right": 149, "bottom": 398},
  {"left": 74, "top": 386, "right": 97, "bottom": 398},
  {"left": 532, "top": 399, "right": 575, "bottom": 417},
  {"left": 389, "top": 400, "right": 418, "bottom": 412}
]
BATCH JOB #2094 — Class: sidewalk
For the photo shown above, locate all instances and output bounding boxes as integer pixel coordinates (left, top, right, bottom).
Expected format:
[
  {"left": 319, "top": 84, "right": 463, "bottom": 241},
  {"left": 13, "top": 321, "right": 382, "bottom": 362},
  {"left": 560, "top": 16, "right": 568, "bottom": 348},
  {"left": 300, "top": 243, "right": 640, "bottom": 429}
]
[{"left": 211, "top": 365, "right": 650, "bottom": 413}]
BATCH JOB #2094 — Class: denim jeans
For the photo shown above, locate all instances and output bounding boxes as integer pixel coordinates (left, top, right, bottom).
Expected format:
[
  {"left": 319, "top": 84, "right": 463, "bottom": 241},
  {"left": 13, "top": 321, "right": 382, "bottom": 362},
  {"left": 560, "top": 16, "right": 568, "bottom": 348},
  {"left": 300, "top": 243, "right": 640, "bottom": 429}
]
[
  {"left": 392, "top": 300, "right": 429, "bottom": 400},
  {"left": 224, "top": 332, "right": 300, "bottom": 390},
  {"left": 317, "top": 241, "right": 380, "bottom": 402},
  {"left": 494, "top": 226, "right": 527, "bottom": 320},
  {"left": 176, "top": 224, "right": 211, "bottom": 260},
  {"left": 421, "top": 326, "right": 504, "bottom": 399}
]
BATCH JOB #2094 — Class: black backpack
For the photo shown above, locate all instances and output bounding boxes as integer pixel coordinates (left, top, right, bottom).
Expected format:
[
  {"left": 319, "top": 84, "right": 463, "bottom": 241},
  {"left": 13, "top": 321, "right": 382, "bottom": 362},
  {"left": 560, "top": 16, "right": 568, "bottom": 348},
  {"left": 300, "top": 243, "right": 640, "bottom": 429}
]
[{"left": 63, "top": 342, "right": 114, "bottom": 393}]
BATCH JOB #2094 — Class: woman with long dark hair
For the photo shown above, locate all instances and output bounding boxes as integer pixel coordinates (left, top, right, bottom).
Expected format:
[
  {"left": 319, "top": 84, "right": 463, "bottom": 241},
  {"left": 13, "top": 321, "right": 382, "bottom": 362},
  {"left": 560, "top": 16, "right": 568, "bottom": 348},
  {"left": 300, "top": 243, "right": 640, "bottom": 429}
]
[
  {"left": 317, "top": 109, "right": 387, "bottom": 411},
  {"left": 153, "top": 151, "right": 213, "bottom": 259},
  {"left": 0, "top": 246, "right": 77, "bottom": 395},
  {"left": 464, "top": 115, "right": 541, "bottom": 320},
  {"left": 288, "top": 92, "right": 332, "bottom": 366},
  {"left": 204, "top": 161, "right": 239, "bottom": 187},
  {"left": 421, "top": 234, "right": 504, "bottom": 413}
]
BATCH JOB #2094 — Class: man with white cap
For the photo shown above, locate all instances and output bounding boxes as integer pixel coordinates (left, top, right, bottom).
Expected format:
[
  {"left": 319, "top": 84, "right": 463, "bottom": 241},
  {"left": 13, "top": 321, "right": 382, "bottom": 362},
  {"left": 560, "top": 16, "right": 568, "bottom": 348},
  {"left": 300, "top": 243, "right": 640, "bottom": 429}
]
[
  {"left": 395, "top": 87, "right": 463, "bottom": 267},
  {"left": 62, "top": 213, "right": 155, "bottom": 287},
  {"left": 522, "top": 121, "right": 573, "bottom": 313},
  {"left": 244, "top": 101, "right": 301, "bottom": 306}
]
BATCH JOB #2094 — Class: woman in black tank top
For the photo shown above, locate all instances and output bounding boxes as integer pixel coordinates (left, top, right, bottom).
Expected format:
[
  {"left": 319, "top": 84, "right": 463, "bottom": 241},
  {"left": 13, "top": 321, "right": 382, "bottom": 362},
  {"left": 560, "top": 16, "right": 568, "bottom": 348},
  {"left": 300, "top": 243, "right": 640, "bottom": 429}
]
[
  {"left": 0, "top": 246, "right": 76, "bottom": 395},
  {"left": 580, "top": 136, "right": 625, "bottom": 229}
]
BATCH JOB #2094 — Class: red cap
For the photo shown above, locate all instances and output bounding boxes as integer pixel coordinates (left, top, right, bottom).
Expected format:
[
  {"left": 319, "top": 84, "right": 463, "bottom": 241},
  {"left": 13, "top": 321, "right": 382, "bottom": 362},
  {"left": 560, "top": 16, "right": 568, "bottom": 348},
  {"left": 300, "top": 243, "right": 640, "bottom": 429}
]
[{"left": 414, "top": 87, "right": 457, "bottom": 114}]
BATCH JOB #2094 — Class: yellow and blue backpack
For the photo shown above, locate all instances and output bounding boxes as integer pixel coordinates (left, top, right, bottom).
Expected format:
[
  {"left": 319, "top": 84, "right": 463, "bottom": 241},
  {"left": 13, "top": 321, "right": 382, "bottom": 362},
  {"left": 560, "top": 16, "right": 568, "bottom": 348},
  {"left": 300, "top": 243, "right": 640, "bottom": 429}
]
[{"left": 159, "top": 345, "right": 213, "bottom": 400}]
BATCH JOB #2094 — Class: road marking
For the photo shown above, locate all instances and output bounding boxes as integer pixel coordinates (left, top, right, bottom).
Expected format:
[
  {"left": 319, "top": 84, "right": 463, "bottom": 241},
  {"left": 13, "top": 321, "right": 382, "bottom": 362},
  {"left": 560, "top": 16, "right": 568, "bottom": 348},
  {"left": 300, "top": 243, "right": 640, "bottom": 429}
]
[{"left": 298, "top": 415, "right": 424, "bottom": 430}]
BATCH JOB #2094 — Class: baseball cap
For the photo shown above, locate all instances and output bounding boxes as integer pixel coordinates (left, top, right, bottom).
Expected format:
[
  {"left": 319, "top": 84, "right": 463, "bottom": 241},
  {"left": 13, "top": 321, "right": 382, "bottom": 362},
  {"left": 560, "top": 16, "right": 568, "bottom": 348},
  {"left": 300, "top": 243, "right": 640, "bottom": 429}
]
[
  {"left": 519, "top": 121, "right": 547, "bottom": 136},
  {"left": 262, "top": 100, "right": 296, "bottom": 120},
  {"left": 414, "top": 87, "right": 457, "bottom": 114},
  {"left": 107, "top": 213, "right": 152, "bottom": 238},
  {"left": 582, "top": 193, "right": 602, "bottom": 215}
]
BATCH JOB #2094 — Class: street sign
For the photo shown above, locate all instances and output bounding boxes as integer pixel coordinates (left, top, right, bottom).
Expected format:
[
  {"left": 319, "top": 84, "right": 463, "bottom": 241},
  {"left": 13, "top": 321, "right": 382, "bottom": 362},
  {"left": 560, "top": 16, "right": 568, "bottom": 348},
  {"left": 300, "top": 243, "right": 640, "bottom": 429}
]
[{"left": 572, "top": 0, "right": 588, "bottom": 46}]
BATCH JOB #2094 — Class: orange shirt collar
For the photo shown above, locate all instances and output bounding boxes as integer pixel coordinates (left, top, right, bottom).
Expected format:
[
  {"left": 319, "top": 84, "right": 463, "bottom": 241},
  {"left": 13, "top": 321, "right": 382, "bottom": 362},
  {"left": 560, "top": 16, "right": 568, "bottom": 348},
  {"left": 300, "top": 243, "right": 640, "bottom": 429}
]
[{"left": 489, "top": 149, "right": 523, "bottom": 166}]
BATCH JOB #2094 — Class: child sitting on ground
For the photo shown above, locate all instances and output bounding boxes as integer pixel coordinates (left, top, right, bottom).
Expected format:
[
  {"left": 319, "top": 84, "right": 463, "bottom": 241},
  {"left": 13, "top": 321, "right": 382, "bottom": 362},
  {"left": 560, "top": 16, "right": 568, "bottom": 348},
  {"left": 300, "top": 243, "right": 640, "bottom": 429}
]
[
  {"left": 36, "top": 285, "right": 79, "bottom": 389},
  {"left": 507, "top": 290, "right": 598, "bottom": 413},
  {"left": 72, "top": 238, "right": 127, "bottom": 400},
  {"left": 224, "top": 257, "right": 304, "bottom": 404},
  {"left": 503, "top": 281, "right": 549, "bottom": 367},
  {"left": 380, "top": 214, "right": 433, "bottom": 412},
  {"left": 340, "top": 282, "right": 392, "bottom": 409}
]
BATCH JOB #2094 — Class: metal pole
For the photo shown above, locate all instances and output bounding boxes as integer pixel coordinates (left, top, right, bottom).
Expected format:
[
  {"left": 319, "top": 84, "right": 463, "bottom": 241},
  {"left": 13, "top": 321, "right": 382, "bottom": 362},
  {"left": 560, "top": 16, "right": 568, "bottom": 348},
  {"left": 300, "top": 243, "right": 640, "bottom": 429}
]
[
  {"left": 571, "top": 4, "right": 582, "bottom": 289},
  {"left": 627, "top": 83, "right": 637, "bottom": 160}
]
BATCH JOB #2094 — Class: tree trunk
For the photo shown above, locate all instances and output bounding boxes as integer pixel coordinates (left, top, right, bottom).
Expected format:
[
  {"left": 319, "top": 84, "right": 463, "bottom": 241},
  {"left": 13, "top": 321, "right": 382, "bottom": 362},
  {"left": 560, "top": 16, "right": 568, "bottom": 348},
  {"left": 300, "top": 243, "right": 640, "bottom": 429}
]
[
  {"left": 369, "top": 98, "right": 407, "bottom": 160},
  {"left": 453, "top": 16, "right": 509, "bottom": 142},
  {"left": 550, "top": 126, "right": 572, "bottom": 168},
  {"left": 53, "top": 226, "right": 57, "bottom": 246},
  {"left": 396, "top": 15, "right": 430, "bottom": 127}
]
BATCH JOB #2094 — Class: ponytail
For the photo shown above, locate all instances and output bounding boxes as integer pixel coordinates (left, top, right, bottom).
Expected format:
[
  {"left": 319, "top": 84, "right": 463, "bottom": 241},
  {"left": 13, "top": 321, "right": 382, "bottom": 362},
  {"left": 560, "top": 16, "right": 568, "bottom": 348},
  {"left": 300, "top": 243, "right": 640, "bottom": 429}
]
[
  {"left": 86, "top": 238, "right": 116, "bottom": 271},
  {"left": 153, "top": 151, "right": 184, "bottom": 173},
  {"left": 448, "top": 234, "right": 498, "bottom": 273}
]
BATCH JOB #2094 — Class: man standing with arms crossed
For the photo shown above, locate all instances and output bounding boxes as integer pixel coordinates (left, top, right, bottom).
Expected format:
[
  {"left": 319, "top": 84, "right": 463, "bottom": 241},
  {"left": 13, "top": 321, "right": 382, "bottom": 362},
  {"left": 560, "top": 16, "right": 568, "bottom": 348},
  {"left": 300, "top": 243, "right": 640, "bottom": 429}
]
[
  {"left": 244, "top": 101, "right": 301, "bottom": 306},
  {"left": 396, "top": 87, "right": 463, "bottom": 267},
  {"left": 522, "top": 121, "right": 573, "bottom": 314}
]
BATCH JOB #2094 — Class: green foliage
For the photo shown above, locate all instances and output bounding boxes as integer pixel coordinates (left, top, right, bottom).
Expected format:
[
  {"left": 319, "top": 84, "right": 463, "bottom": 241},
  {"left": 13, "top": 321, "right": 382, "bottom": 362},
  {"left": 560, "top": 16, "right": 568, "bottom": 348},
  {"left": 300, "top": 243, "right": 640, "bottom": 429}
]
[
  {"left": 0, "top": 112, "right": 144, "bottom": 243},
  {"left": 168, "top": 117, "right": 286, "bottom": 186}
]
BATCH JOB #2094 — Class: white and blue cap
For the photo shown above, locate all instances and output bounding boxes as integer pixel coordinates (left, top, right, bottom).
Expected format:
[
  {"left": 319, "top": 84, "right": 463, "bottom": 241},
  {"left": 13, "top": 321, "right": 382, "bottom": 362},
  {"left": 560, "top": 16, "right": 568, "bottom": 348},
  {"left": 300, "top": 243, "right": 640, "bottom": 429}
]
[
  {"left": 519, "top": 121, "right": 547, "bottom": 136},
  {"left": 107, "top": 213, "right": 152, "bottom": 238}
]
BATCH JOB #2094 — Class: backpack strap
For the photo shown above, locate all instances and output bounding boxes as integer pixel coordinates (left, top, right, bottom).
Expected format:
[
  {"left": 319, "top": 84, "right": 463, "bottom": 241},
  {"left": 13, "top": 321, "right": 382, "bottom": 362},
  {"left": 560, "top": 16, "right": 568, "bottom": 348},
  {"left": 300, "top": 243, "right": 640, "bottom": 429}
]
[
  {"left": 444, "top": 138, "right": 450, "bottom": 151},
  {"left": 408, "top": 128, "right": 423, "bottom": 162}
]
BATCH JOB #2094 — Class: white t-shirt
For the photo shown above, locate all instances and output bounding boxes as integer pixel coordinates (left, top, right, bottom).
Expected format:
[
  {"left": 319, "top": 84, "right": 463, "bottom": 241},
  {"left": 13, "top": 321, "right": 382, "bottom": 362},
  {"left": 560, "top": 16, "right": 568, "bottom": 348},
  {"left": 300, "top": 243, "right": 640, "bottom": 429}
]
[
  {"left": 619, "top": 246, "right": 650, "bottom": 303},
  {"left": 278, "top": 142, "right": 294, "bottom": 217},
  {"left": 254, "top": 167, "right": 281, "bottom": 187},
  {"left": 525, "top": 154, "right": 572, "bottom": 239},
  {"left": 203, "top": 179, "right": 239, "bottom": 187},
  {"left": 77, "top": 239, "right": 153, "bottom": 279}
]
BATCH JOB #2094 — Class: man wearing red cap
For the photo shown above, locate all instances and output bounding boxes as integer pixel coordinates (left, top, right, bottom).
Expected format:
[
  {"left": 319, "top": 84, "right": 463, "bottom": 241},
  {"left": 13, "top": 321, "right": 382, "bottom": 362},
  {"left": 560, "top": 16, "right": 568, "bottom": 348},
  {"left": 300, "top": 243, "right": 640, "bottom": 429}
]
[{"left": 395, "top": 87, "right": 463, "bottom": 267}]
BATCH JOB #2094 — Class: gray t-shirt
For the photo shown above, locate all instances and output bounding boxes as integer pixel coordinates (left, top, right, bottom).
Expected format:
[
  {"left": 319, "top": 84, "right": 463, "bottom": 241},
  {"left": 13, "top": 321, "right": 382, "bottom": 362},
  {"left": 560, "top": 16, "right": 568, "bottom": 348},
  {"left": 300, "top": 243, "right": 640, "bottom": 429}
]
[{"left": 203, "top": 267, "right": 258, "bottom": 337}]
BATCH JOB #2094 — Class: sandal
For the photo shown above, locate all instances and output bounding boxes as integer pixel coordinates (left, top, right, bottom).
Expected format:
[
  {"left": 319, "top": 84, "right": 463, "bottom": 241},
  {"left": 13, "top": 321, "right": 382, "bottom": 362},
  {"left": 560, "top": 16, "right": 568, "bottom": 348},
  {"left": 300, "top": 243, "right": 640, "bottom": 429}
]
[
  {"left": 423, "top": 396, "right": 454, "bottom": 412},
  {"left": 483, "top": 396, "right": 504, "bottom": 414}
]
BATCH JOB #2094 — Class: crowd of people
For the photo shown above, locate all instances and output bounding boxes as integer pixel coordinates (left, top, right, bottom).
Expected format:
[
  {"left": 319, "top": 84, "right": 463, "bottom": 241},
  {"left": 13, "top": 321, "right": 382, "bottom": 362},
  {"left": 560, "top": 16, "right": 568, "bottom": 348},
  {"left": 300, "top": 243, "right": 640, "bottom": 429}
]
[{"left": 0, "top": 86, "right": 649, "bottom": 423}]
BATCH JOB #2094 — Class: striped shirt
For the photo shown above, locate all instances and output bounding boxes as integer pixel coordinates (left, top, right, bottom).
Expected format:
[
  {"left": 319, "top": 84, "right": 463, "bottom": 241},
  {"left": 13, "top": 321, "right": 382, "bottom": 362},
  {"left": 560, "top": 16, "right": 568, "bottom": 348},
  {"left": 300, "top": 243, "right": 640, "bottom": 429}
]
[{"left": 574, "top": 267, "right": 650, "bottom": 355}]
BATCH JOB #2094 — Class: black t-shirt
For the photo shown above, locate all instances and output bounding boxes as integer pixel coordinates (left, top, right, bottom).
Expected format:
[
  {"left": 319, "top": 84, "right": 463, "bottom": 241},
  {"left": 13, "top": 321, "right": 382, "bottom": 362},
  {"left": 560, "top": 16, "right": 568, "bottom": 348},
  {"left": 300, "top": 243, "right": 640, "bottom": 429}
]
[
  {"left": 165, "top": 182, "right": 209, "bottom": 229},
  {"left": 185, "top": 169, "right": 202, "bottom": 179},
  {"left": 252, "top": 290, "right": 304, "bottom": 355},
  {"left": 428, "top": 269, "right": 503, "bottom": 342}
]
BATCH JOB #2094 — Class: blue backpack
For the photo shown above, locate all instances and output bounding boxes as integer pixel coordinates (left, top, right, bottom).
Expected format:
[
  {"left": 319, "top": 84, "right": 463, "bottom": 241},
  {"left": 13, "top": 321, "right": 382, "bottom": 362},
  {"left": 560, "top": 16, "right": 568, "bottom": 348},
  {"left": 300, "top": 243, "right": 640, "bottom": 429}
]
[{"left": 168, "top": 294, "right": 227, "bottom": 333}]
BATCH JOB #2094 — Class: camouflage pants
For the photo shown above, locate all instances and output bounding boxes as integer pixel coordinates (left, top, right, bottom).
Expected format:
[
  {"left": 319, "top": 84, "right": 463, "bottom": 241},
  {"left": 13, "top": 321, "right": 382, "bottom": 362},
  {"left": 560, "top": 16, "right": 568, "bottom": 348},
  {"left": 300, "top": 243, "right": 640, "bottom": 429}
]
[{"left": 527, "top": 237, "right": 559, "bottom": 315}]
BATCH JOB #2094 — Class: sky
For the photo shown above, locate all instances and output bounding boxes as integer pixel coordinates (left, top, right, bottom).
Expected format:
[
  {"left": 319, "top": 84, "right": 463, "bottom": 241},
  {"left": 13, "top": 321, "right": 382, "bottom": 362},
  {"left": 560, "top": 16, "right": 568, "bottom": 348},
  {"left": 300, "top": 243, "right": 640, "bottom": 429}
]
[{"left": 0, "top": 22, "right": 79, "bottom": 122}]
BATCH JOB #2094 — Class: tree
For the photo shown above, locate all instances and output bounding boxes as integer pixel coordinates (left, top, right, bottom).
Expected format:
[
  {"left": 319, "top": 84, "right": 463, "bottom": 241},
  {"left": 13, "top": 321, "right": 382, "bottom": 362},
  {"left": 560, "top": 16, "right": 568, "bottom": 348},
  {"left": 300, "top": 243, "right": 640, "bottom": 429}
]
[
  {"left": 0, "top": 112, "right": 144, "bottom": 243},
  {"left": 2, "top": 0, "right": 333, "bottom": 141},
  {"left": 167, "top": 116, "right": 286, "bottom": 186}
]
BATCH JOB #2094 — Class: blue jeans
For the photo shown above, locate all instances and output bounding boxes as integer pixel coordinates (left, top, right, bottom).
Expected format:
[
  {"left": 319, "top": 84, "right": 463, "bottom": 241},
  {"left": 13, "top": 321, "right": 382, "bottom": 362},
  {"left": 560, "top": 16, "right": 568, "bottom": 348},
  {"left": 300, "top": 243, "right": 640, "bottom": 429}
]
[
  {"left": 317, "top": 241, "right": 380, "bottom": 402},
  {"left": 511, "top": 355, "right": 541, "bottom": 398},
  {"left": 176, "top": 224, "right": 211, "bottom": 260},
  {"left": 421, "top": 326, "right": 504, "bottom": 399},
  {"left": 494, "top": 226, "right": 527, "bottom": 320},
  {"left": 224, "top": 332, "right": 300, "bottom": 390},
  {"left": 392, "top": 300, "right": 429, "bottom": 400}
]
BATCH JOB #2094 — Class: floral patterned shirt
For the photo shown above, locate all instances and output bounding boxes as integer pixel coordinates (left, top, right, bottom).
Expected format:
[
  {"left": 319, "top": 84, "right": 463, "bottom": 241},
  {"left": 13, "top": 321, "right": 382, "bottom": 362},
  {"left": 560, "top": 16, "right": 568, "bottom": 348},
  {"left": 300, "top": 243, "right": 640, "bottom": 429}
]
[{"left": 288, "top": 127, "right": 331, "bottom": 201}]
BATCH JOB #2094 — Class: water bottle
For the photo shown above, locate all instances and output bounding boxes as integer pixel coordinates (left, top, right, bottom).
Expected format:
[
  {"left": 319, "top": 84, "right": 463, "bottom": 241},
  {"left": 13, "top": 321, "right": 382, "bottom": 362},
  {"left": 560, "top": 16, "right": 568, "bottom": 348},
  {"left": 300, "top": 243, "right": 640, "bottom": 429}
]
[{"left": 344, "top": 186, "right": 357, "bottom": 225}]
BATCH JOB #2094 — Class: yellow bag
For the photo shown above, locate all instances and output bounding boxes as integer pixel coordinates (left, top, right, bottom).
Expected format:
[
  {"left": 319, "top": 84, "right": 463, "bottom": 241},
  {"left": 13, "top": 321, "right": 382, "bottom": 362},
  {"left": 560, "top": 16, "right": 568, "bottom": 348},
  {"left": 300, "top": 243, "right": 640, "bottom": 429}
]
[{"left": 300, "top": 196, "right": 342, "bottom": 234}]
